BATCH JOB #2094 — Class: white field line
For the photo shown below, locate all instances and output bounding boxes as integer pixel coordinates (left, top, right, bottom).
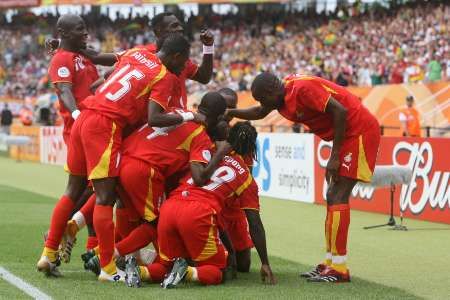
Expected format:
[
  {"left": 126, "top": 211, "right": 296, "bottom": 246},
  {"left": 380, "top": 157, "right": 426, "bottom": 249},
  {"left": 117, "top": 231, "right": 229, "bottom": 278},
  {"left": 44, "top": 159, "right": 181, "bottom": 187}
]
[{"left": 0, "top": 266, "right": 52, "bottom": 300}]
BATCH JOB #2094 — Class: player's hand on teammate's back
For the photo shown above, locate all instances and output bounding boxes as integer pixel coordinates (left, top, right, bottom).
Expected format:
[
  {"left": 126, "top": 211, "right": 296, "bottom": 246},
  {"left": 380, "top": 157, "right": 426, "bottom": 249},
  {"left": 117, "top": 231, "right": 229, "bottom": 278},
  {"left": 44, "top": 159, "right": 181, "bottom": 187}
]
[
  {"left": 200, "top": 29, "right": 214, "bottom": 46},
  {"left": 45, "top": 38, "right": 60, "bottom": 55},
  {"left": 260, "top": 264, "right": 276, "bottom": 285},
  {"left": 326, "top": 154, "right": 340, "bottom": 184}
]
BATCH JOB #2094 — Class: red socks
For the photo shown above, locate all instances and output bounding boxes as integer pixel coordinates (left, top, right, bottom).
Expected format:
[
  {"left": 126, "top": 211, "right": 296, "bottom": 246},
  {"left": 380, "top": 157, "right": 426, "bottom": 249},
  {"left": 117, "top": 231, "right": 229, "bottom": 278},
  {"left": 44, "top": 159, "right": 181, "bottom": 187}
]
[
  {"left": 327, "top": 204, "right": 350, "bottom": 273},
  {"left": 80, "top": 194, "right": 96, "bottom": 225},
  {"left": 115, "top": 222, "right": 157, "bottom": 256},
  {"left": 196, "top": 265, "right": 223, "bottom": 285},
  {"left": 93, "top": 204, "right": 114, "bottom": 268},
  {"left": 115, "top": 207, "right": 133, "bottom": 242},
  {"left": 146, "top": 262, "right": 170, "bottom": 283},
  {"left": 86, "top": 236, "right": 98, "bottom": 250},
  {"left": 45, "top": 195, "right": 75, "bottom": 250}
]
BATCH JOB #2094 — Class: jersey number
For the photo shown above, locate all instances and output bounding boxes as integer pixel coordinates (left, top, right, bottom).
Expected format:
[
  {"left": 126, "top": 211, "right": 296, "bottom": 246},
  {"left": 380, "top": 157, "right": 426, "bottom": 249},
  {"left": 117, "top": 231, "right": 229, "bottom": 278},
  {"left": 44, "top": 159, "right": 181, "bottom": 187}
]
[
  {"left": 188, "top": 166, "right": 236, "bottom": 191},
  {"left": 99, "top": 64, "right": 144, "bottom": 101}
]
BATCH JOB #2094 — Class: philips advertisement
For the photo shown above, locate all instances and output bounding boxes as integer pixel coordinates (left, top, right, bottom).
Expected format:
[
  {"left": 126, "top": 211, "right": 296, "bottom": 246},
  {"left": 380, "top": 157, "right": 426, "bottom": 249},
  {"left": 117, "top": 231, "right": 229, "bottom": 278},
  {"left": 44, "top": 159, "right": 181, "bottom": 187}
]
[{"left": 253, "top": 133, "right": 315, "bottom": 203}]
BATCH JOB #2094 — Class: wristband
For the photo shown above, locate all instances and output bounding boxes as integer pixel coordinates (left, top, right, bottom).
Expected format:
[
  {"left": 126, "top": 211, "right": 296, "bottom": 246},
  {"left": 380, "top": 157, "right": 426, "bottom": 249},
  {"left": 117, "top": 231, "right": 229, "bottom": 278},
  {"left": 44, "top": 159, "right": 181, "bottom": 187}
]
[
  {"left": 179, "top": 111, "right": 194, "bottom": 122},
  {"left": 203, "top": 44, "right": 214, "bottom": 55},
  {"left": 72, "top": 109, "right": 81, "bottom": 120}
]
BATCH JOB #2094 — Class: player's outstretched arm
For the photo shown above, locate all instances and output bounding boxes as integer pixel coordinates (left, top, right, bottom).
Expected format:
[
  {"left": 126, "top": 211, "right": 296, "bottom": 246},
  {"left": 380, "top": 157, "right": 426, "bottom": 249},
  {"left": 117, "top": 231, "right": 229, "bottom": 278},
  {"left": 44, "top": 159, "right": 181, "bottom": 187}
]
[
  {"left": 147, "top": 102, "right": 185, "bottom": 127},
  {"left": 191, "top": 29, "right": 214, "bottom": 84},
  {"left": 245, "top": 209, "right": 276, "bottom": 285},
  {"left": 79, "top": 48, "right": 118, "bottom": 66},
  {"left": 227, "top": 105, "right": 273, "bottom": 121},
  {"left": 190, "top": 140, "right": 231, "bottom": 186},
  {"left": 325, "top": 98, "right": 348, "bottom": 183},
  {"left": 55, "top": 83, "right": 80, "bottom": 118}
]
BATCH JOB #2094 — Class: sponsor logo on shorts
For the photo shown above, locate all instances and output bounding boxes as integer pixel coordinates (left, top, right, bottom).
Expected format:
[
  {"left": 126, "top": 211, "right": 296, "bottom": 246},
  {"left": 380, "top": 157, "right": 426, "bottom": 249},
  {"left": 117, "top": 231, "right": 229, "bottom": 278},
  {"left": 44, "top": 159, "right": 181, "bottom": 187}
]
[{"left": 344, "top": 152, "right": 352, "bottom": 163}]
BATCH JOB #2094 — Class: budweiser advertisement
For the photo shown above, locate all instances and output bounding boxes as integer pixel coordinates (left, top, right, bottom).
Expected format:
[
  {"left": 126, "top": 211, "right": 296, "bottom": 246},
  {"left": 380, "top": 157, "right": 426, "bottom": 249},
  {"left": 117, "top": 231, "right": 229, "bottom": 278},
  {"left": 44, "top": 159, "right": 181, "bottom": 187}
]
[
  {"left": 315, "top": 136, "right": 450, "bottom": 224},
  {"left": 0, "top": 0, "right": 40, "bottom": 8}
]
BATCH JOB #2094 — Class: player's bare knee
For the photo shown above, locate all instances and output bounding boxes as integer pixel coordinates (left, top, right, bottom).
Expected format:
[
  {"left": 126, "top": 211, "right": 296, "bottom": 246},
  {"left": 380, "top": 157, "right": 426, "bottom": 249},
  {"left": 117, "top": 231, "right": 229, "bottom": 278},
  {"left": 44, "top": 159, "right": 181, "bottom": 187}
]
[
  {"left": 64, "top": 175, "right": 87, "bottom": 200},
  {"left": 236, "top": 250, "right": 251, "bottom": 272}
]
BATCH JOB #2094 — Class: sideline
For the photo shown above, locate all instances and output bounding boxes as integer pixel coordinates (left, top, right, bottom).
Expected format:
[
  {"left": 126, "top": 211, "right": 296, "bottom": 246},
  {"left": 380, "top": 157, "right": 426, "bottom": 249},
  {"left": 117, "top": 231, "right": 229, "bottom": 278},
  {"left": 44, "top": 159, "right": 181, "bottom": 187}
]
[{"left": 0, "top": 266, "right": 52, "bottom": 300}]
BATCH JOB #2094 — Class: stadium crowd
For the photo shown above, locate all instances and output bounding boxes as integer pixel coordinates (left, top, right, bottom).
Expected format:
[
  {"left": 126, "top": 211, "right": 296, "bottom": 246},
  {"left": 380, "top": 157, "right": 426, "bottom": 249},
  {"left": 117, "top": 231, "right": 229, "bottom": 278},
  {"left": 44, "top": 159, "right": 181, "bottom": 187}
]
[{"left": 0, "top": 2, "right": 449, "bottom": 102}]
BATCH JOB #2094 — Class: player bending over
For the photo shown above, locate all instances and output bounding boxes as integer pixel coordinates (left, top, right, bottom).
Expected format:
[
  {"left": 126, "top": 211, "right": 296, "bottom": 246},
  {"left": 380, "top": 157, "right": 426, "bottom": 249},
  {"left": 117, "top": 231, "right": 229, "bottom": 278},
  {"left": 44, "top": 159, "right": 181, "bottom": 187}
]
[{"left": 227, "top": 73, "right": 380, "bottom": 283}]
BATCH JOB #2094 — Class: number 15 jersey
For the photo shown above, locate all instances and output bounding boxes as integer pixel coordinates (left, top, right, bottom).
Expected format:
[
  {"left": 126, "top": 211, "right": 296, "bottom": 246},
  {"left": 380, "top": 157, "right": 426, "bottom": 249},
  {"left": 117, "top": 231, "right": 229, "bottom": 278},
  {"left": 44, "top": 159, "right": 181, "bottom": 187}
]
[{"left": 88, "top": 47, "right": 174, "bottom": 128}]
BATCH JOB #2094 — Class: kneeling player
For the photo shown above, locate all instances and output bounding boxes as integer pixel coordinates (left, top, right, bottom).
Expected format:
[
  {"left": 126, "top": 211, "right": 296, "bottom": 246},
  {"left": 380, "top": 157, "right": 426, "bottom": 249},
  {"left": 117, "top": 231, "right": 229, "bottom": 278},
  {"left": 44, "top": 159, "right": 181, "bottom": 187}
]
[{"left": 124, "top": 122, "right": 276, "bottom": 288}]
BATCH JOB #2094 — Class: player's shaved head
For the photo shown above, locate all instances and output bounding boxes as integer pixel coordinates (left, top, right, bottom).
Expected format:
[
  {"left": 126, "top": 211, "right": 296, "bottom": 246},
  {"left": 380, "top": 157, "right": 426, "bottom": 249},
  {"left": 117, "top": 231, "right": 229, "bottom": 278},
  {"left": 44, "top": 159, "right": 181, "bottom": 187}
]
[
  {"left": 251, "top": 72, "right": 285, "bottom": 109},
  {"left": 56, "top": 14, "right": 84, "bottom": 32},
  {"left": 56, "top": 14, "right": 88, "bottom": 51},
  {"left": 218, "top": 87, "right": 238, "bottom": 109},
  {"left": 199, "top": 92, "right": 227, "bottom": 119},
  {"left": 158, "top": 33, "right": 190, "bottom": 75}
]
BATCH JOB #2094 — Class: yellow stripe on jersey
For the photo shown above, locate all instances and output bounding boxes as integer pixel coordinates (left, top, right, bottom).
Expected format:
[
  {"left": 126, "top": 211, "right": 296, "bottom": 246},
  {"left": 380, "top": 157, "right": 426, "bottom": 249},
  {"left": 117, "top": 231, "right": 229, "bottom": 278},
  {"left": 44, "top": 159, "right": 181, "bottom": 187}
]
[
  {"left": 176, "top": 125, "right": 205, "bottom": 151},
  {"left": 320, "top": 84, "right": 338, "bottom": 95},
  {"left": 136, "top": 65, "right": 167, "bottom": 99},
  {"left": 195, "top": 215, "right": 218, "bottom": 262},
  {"left": 235, "top": 173, "right": 253, "bottom": 196},
  {"left": 357, "top": 135, "right": 373, "bottom": 182},
  {"left": 143, "top": 168, "right": 157, "bottom": 222},
  {"left": 89, "top": 122, "right": 117, "bottom": 180},
  {"left": 331, "top": 211, "right": 341, "bottom": 254}
]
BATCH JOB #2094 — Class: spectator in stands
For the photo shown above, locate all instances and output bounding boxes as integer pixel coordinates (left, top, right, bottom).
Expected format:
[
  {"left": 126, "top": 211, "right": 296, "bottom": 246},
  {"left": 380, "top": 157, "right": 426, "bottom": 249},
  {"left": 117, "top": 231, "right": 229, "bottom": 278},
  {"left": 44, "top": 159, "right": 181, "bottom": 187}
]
[
  {"left": 399, "top": 95, "right": 421, "bottom": 137},
  {"left": 426, "top": 53, "right": 443, "bottom": 82},
  {"left": 1, "top": 103, "right": 13, "bottom": 134}
]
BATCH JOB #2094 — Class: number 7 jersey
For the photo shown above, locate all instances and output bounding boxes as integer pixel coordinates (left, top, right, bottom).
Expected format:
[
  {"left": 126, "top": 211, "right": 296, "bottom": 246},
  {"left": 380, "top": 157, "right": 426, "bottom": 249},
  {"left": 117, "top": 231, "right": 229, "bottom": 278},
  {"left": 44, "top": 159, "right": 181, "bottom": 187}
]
[
  {"left": 172, "top": 153, "right": 254, "bottom": 215},
  {"left": 87, "top": 47, "right": 174, "bottom": 128}
]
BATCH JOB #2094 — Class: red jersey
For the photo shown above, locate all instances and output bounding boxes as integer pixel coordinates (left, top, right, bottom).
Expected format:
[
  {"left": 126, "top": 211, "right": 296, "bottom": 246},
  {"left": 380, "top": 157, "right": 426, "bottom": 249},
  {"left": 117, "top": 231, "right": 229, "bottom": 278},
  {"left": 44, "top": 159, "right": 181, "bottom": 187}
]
[
  {"left": 280, "top": 74, "right": 377, "bottom": 141},
  {"left": 144, "top": 44, "right": 198, "bottom": 109},
  {"left": 173, "top": 154, "right": 254, "bottom": 215},
  {"left": 87, "top": 47, "right": 174, "bottom": 128},
  {"left": 48, "top": 49, "right": 99, "bottom": 131},
  {"left": 221, "top": 176, "right": 260, "bottom": 219},
  {"left": 121, "top": 109, "right": 213, "bottom": 178}
]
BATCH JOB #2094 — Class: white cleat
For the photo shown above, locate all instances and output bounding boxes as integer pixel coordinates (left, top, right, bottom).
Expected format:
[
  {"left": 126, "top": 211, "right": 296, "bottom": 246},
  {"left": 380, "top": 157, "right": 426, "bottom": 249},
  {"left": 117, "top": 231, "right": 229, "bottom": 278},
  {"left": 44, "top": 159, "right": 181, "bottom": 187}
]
[
  {"left": 98, "top": 269, "right": 126, "bottom": 282},
  {"left": 36, "top": 256, "right": 61, "bottom": 277}
]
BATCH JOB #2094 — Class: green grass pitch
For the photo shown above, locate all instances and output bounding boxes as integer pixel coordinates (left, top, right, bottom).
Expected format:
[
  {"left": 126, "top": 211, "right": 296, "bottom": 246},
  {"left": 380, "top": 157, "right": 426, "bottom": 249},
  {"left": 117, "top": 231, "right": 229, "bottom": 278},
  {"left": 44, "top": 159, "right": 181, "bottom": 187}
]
[{"left": 0, "top": 156, "right": 449, "bottom": 299}]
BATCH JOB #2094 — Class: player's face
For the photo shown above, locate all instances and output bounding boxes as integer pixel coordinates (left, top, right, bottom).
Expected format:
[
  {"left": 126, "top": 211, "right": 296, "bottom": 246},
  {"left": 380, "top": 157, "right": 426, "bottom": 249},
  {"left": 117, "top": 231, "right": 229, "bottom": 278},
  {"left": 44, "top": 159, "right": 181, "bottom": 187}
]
[
  {"left": 68, "top": 20, "right": 88, "bottom": 49},
  {"left": 160, "top": 16, "right": 184, "bottom": 38},
  {"left": 167, "top": 51, "right": 189, "bottom": 76},
  {"left": 253, "top": 90, "right": 281, "bottom": 110}
]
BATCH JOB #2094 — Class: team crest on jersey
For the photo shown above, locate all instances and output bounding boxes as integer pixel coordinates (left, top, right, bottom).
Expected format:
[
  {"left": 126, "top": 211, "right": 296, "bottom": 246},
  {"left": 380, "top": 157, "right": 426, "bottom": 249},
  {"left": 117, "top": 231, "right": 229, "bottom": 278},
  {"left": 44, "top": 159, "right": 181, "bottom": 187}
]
[
  {"left": 202, "top": 150, "right": 211, "bottom": 162},
  {"left": 57, "top": 67, "right": 70, "bottom": 78}
]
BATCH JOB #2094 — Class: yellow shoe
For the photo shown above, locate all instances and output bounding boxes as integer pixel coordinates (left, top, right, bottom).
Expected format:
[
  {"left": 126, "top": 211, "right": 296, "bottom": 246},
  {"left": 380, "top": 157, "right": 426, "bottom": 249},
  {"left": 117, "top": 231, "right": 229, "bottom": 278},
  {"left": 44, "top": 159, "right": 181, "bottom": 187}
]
[
  {"left": 37, "top": 248, "right": 61, "bottom": 277},
  {"left": 60, "top": 220, "right": 78, "bottom": 263}
]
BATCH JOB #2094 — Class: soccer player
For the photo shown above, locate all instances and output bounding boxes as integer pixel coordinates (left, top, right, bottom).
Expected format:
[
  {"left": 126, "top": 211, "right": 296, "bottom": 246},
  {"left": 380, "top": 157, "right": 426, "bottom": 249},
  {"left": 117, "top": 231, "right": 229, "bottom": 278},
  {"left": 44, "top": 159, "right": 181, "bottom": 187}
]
[
  {"left": 56, "top": 12, "right": 214, "bottom": 110},
  {"left": 37, "top": 34, "right": 194, "bottom": 282},
  {"left": 218, "top": 87, "right": 256, "bottom": 272},
  {"left": 227, "top": 73, "right": 381, "bottom": 283},
  {"left": 47, "top": 14, "right": 99, "bottom": 145},
  {"left": 80, "top": 92, "right": 228, "bottom": 275},
  {"left": 124, "top": 122, "right": 276, "bottom": 288},
  {"left": 43, "top": 14, "right": 99, "bottom": 269}
]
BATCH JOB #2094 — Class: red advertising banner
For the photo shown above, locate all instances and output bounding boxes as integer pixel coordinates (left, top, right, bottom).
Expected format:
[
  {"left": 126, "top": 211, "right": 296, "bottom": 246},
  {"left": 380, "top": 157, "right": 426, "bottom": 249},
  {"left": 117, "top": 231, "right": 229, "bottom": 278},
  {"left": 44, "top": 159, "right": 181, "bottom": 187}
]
[
  {"left": 315, "top": 136, "right": 450, "bottom": 224},
  {"left": 0, "top": 0, "right": 40, "bottom": 8}
]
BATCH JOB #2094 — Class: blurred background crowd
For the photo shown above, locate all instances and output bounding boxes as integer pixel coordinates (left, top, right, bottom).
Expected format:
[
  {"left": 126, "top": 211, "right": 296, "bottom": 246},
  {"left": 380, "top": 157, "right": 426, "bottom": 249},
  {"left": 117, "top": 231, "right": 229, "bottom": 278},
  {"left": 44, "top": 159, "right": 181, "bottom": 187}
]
[{"left": 0, "top": 1, "right": 449, "bottom": 130}]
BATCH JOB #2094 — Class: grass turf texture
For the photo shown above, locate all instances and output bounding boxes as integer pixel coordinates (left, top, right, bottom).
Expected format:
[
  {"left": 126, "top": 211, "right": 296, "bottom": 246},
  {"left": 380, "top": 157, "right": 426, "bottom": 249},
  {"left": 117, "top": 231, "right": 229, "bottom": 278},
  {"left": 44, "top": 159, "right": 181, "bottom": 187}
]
[{"left": 0, "top": 156, "right": 449, "bottom": 299}]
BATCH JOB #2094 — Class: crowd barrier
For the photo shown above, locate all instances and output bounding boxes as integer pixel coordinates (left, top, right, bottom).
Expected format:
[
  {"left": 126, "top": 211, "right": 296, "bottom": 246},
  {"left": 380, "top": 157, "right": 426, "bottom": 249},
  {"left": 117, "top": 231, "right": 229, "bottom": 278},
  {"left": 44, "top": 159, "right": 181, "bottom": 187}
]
[
  {"left": 6, "top": 126, "right": 449, "bottom": 224},
  {"left": 254, "top": 133, "right": 450, "bottom": 225}
]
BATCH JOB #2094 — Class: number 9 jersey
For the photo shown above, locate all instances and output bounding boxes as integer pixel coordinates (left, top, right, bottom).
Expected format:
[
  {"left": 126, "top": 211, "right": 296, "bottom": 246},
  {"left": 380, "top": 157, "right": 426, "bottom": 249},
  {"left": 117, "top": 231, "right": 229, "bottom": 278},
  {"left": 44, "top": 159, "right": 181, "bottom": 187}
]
[
  {"left": 171, "top": 153, "right": 255, "bottom": 215},
  {"left": 87, "top": 47, "right": 174, "bottom": 128}
]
